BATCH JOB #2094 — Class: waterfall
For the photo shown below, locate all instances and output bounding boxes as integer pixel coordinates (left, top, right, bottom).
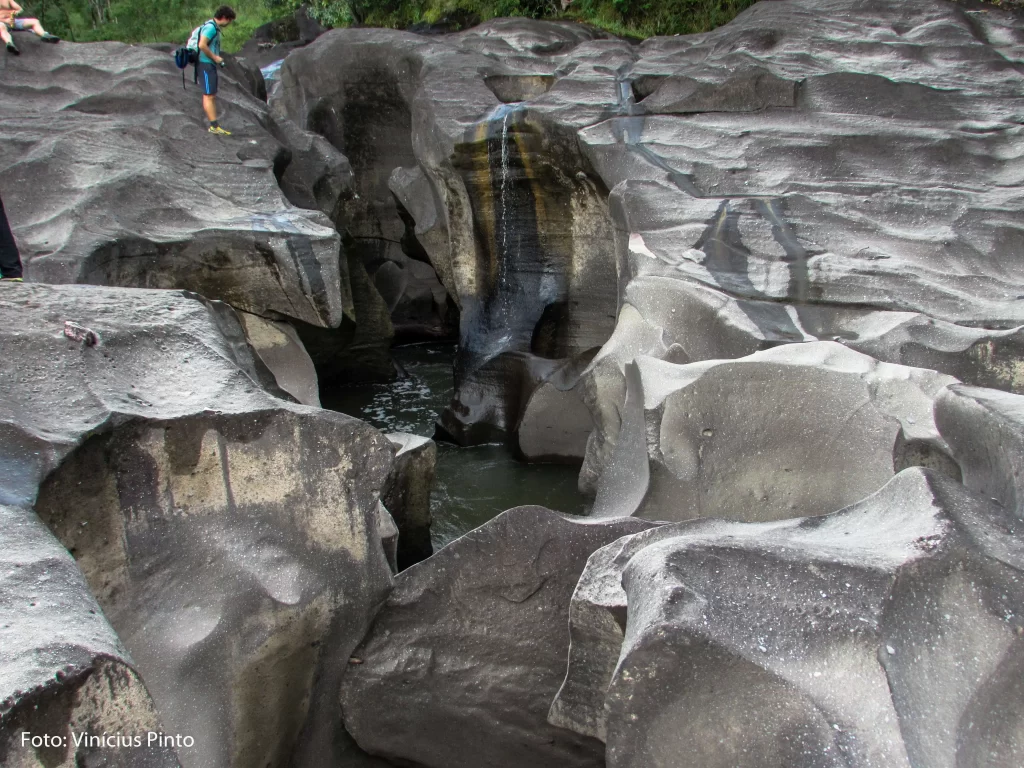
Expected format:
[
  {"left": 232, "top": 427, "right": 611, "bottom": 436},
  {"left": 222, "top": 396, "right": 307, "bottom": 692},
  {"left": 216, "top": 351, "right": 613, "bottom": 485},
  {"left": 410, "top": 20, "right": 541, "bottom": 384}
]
[{"left": 484, "top": 101, "right": 524, "bottom": 348}]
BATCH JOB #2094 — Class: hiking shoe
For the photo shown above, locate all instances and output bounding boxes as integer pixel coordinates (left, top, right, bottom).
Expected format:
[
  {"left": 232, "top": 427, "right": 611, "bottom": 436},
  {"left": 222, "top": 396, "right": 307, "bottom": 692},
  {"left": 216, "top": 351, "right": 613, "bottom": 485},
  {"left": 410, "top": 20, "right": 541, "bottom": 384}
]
[
  {"left": 6, "top": 42, "right": 19, "bottom": 55},
  {"left": 208, "top": 125, "right": 232, "bottom": 136},
  {"left": 0, "top": 277, "right": 24, "bottom": 282},
  {"left": 40, "top": 34, "right": 60, "bottom": 43}
]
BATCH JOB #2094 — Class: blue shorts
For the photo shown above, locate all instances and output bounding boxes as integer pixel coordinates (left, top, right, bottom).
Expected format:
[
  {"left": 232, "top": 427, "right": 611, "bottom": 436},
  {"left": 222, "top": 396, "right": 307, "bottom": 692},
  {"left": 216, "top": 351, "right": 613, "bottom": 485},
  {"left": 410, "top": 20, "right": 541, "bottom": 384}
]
[
  {"left": 198, "top": 62, "right": 218, "bottom": 95},
  {"left": 3, "top": 19, "right": 32, "bottom": 30}
]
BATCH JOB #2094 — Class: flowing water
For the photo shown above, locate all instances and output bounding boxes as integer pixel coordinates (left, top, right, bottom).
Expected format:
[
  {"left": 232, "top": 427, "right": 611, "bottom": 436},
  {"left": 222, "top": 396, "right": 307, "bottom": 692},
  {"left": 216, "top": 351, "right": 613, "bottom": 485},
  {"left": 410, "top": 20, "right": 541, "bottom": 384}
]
[{"left": 322, "top": 343, "right": 590, "bottom": 550}]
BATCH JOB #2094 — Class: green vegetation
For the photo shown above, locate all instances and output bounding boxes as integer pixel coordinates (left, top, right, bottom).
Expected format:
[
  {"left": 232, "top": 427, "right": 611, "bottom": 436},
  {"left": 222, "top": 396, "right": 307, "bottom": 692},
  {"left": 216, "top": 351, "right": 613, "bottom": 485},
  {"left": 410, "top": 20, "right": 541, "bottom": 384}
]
[
  {"left": 304, "top": 0, "right": 761, "bottom": 38},
  {"left": 20, "top": 0, "right": 295, "bottom": 50},
  {"left": 20, "top": 0, "right": 760, "bottom": 51}
]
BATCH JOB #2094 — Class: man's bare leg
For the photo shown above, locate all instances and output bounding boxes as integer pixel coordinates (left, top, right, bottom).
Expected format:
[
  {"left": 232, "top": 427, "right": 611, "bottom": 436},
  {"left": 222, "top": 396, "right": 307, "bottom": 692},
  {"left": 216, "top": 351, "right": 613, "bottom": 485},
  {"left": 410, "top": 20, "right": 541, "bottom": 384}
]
[
  {"left": 20, "top": 18, "right": 60, "bottom": 42},
  {"left": 203, "top": 94, "right": 218, "bottom": 124},
  {"left": 1, "top": 23, "right": 18, "bottom": 54}
]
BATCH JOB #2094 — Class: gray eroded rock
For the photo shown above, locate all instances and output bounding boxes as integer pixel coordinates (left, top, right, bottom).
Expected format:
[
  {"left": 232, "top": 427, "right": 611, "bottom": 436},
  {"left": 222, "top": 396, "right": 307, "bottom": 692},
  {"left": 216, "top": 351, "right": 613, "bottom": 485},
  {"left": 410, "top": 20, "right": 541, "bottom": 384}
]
[
  {"left": 517, "top": 349, "right": 596, "bottom": 462},
  {"left": 575, "top": 0, "right": 1024, "bottom": 488},
  {"left": 272, "top": 0, "right": 1024, "bottom": 462},
  {"left": 0, "top": 35, "right": 350, "bottom": 328},
  {"left": 340, "top": 505, "right": 655, "bottom": 768},
  {"left": 591, "top": 340, "right": 960, "bottom": 522},
  {"left": 552, "top": 467, "right": 1024, "bottom": 767},
  {"left": 382, "top": 433, "right": 436, "bottom": 569},
  {"left": 270, "top": 32, "right": 459, "bottom": 344},
  {"left": 437, "top": 349, "right": 595, "bottom": 448},
  {"left": 936, "top": 384, "right": 1024, "bottom": 518},
  {"left": 296, "top": 250, "right": 397, "bottom": 384},
  {"left": 271, "top": 24, "right": 619, "bottom": 439},
  {"left": 0, "top": 504, "right": 179, "bottom": 768},
  {"left": 238, "top": 310, "right": 321, "bottom": 406},
  {"left": 0, "top": 283, "right": 395, "bottom": 768}
]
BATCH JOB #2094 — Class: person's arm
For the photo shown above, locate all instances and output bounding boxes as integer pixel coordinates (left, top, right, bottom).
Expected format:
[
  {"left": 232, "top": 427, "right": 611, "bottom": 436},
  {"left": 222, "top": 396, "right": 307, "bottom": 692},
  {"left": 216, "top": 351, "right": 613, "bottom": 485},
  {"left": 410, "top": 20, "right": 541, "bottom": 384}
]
[
  {"left": 10, "top": 2, "right": 21, "bottom": 15},
  {"left": 198, "top": 26, "right": 224, "bottom": 66}
]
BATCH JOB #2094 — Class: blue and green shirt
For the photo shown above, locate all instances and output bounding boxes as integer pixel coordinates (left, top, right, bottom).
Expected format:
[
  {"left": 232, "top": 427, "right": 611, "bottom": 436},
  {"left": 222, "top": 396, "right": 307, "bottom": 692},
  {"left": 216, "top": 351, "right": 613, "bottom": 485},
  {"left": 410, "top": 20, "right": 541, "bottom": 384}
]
[{"left": 198, "top": 20, "right": 221, "bottom": 64}]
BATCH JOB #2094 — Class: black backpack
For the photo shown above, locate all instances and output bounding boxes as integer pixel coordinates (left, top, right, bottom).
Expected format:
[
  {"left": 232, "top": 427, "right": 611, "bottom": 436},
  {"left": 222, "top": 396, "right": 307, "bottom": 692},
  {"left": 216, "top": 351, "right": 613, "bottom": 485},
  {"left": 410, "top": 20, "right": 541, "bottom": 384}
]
[{"left": 173, "top": 19, "right": 217, "bottom": 90}]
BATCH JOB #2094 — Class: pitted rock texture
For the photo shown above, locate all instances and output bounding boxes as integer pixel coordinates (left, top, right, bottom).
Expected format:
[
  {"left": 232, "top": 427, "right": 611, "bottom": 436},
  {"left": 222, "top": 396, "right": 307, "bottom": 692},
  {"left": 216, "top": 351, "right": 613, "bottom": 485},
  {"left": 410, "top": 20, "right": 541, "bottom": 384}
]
[
  {"left": 0, "top": 34, "right": 352, "bottom": 328},
  {"left": 0, "top": 504, "right": 180, "bottom": 768},
  {"left": 552, "top": 468, "right": 1024, "bottom": 768},
  {"left": 0, "top": 283, "right": 395, "bottom": 768},
  {"left": 591, "top": 341, "right": 960, "bottom": 523},
  {"left": 272, "top": 0, "right": 1023, "bottom": 456},
  {"left": 340, "top": 506, "right": 655, "bottom": 768}
]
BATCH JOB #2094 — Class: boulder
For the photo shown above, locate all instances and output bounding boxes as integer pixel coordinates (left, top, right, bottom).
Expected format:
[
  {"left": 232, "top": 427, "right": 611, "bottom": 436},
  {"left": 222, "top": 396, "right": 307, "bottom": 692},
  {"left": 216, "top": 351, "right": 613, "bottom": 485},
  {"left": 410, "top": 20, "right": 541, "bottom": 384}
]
[
  {"left": 0, "top": 34, "right": 351, "bottom": 329},
  {"left": 590, "top": 341, "right": 960, "bottom": 522},
  {"left": 271, "top": 25, "right": 619, "bottom": 443},
  {"left": 574, "top": 0, "right": 1024, "bottom": 488},
  {"left": 382, "top": 433, "right": 436, "bottom": 569},
  {"left": 272, "top": 0, "right": 1024, "bottom": 464},
  {"left": 237, "top": 310, "right": 321, "bottom": 406},
  {"left": 0, "top": 503, "right": 180, "bottom": 768},
  {"left": 340, "top": 506, "right": 655, "bottom": 768},
  {"left": 436, "top": 349, "right": 582, "bottom": 446},
  {"left": 936, "top": 384, "right": 1024, "bottom": 518},
  {"left": 516, "top": 349, "right": 597, "bottom": 462},
  {"left": 552, "top": 467, "right": 1024, "bottom": 767},
  {"left": 0, "top": 283, "right": 395, "bottom": 768},
  {"left": 270, "top": 31, "right": 459, "bottom": 344}
]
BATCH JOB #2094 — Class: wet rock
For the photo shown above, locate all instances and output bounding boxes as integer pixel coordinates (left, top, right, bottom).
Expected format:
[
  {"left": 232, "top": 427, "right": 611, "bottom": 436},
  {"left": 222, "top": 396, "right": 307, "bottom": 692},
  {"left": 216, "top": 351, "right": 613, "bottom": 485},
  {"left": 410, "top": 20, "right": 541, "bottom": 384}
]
[
  {"left": 274, "top": 1, "right": 1024, "bottom": 463},
  {"left": 575, "top": 0, "right": 1024, "bottom": 483},
  {"left": 0, "top": 504, "right": 180, "bottom": 768},
  {"left": 0, "top": 283, "right": 395, "bottom": 768},
  {"left": 382, "top": 433, "right": 436, "bottom": 569},
  {"left": 591, "top": 341, "right": 960, "bottom": 522},
  {"left": 936, "top": 384, "right": 1024, "bottom": 518},
  {"left": 271, "top": 25, "right": 619, "bottom": 440},
  {"left": 551, "top": 467, "right": 1024, "bottom": 768},
  {"left": 0, "top": 34, "right": 349, "bottom": 329},
  {"left": 295, "top": 250, "right": 396, "bottom": 385},
  {"left": 435, "top": 350, "right": 569, "bottom": 446},
  {"left": 341, "top": 505, "right": 656, "bottom": 768},
  {"left": 270, "top": 31, "right": 458, "bottom": 344}
]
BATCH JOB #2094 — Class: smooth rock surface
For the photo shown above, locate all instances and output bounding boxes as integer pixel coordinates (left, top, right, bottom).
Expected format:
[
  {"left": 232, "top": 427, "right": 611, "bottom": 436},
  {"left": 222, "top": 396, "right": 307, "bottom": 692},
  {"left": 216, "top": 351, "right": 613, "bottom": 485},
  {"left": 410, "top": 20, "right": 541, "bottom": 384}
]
[
  {"left": 936, "top": 384, "right": 1024, "bottom": 518},
  {"left": 272, "top": 24, "right": 619, "bottom": 441},
  {"left": 0, "top": 283, "right": 395, "bottom": 768},
  {"left": 238, "top": 310, "right": 321, "bottom": 406},
  {"left": 0, "top": 504, "right": 179, "bottom": 768},
  {"left": 269, "top": 0, "right": 1024, "bottom": 461},
  {"left": 382, "top": 433, "right": 436, "bottom": 569},
  {"left": 0, "top": 35, "right": 350, "bottom": 329},
  {"left": 553, "top": 468, "right": 1024, "bottom": 767},
  {"left": 591, "top": 341, "right": 960, "bottom": 523},
  {"left": 341, "top": 505, "right": 655, "bottom": 768}
]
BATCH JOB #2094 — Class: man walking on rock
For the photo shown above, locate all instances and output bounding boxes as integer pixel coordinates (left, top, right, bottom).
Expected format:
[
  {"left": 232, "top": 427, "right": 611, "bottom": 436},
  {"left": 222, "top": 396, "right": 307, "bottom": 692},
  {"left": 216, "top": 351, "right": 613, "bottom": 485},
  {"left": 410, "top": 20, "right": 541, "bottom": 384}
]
[
  {"left": 0, "top": 192, "right": 23, "bottom": 282},
  {"left": 0, "top": 0, "right": 60, "bottom": 56},
  {"left": 198, "top": 5, "right": 236, "bottom": 136}
]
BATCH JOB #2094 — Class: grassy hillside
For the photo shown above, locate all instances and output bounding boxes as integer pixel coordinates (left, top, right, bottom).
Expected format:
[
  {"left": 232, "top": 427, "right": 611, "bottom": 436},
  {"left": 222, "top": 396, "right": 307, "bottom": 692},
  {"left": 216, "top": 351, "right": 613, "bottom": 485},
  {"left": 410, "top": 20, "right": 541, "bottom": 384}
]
[{"left": 20, "top": 0, "right": 759, "bottom": 50}]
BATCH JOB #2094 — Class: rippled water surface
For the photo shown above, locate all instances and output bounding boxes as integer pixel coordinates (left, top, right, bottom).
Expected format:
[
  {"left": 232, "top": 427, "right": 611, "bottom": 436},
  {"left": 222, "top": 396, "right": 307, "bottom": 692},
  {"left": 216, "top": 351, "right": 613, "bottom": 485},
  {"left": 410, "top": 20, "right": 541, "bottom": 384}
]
[{"left": 322, "top": 343, "right": 589, "bottom": 549}]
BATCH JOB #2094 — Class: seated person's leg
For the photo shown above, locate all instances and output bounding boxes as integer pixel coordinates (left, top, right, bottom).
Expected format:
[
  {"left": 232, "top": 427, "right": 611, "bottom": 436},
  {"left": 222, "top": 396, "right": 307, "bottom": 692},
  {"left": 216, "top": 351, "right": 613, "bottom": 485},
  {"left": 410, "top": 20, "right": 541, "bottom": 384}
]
[
  {"left": 1, "top": 22, "right": 18, "bottom": 54},
  {"left": 13, "top": 18, "right": 60, "bottom": 42}
]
